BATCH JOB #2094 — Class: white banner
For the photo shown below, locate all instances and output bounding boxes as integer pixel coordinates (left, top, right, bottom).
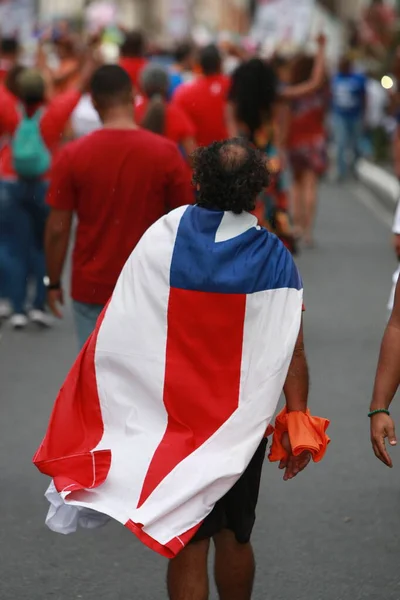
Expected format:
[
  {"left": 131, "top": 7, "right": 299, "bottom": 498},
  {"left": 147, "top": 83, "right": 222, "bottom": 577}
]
[
  {"left": 251, "top": 0, "right": 315, "bottom": 48},
  {"left": 166, "top": 0, "right": 192, "bottom": 40},
  {"left": 0, "top": 0, "right": 35, "bottom": 40}
]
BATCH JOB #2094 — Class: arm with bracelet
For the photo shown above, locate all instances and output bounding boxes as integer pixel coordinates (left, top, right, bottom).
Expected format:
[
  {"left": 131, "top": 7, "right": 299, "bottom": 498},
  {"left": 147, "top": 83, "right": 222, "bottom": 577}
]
[{"left": 370, "top": 277, "right": 400, "bottom": 467}]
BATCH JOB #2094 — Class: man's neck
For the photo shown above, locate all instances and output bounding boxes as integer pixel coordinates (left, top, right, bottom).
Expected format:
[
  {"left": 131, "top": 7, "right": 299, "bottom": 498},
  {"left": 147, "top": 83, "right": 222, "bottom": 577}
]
[{"left": 101, "top": 106, "right": 137, "bottom": 130}]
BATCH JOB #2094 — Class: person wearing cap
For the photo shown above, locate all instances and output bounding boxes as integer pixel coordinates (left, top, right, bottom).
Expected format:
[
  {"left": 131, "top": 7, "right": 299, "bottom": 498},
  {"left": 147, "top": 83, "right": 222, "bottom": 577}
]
[{"left": 0, "top": 58, "right": 94, "bottom": 329}]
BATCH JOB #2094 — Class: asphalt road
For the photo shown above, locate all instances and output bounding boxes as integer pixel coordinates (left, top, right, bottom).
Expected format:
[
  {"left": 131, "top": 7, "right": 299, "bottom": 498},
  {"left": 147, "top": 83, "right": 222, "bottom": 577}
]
[{"left": 1, "top": 181, "right": 400, "bottom": 600}]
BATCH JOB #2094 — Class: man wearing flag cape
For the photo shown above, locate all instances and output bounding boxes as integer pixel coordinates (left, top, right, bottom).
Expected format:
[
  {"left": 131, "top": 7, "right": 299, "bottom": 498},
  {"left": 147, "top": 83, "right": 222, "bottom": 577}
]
[{"left": 34, "top": 139, "right": 330, "bottom": 600}]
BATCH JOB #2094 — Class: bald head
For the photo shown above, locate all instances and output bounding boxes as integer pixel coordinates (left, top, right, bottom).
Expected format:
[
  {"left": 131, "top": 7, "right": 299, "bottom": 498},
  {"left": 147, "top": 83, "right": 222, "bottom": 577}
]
[{"left": 192, "top": 139, "right": 269, "bottom": 214}]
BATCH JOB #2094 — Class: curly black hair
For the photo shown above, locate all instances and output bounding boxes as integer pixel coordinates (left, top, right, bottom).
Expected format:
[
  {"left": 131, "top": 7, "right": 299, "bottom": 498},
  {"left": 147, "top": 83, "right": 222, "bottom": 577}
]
[
  {"left": 229, "top": 59, "right": 277, "bottom": 140},
  {"left": 192, "top": 139, "right": 269, "bottom": 214}
]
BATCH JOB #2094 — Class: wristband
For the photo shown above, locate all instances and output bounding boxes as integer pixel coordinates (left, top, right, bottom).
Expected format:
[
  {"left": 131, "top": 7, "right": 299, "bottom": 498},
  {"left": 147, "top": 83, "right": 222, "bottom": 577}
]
[
  {"left": 368, "top": 408, "right": 390, "bottom": 418},
  {"left": 47, "top": 281, "right": 61, "bottom": 291}
]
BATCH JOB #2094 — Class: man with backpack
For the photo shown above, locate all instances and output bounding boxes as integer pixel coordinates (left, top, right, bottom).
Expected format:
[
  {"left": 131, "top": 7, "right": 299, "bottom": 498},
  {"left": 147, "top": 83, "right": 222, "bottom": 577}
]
[{"left": 0, "top": 57, "right": 94, "bottom": 329}]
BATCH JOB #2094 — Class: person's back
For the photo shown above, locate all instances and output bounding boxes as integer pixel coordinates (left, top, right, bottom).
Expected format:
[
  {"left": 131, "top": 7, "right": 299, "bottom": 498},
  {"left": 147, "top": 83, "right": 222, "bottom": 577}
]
[
  {"left": 53, "top": 128, "right": 191, "bottom": 304},
  {"left": 332, "top": 58, "right": 366, "bottom": 119},
  {"left": 173, "top": 44, "right": 229, "bottom": 146},
  {"left": 45, "top": 64, "right": 193, "bottom": 348},
  {"left": 36, "top": 140, "right": 329, "bottom": 600}
]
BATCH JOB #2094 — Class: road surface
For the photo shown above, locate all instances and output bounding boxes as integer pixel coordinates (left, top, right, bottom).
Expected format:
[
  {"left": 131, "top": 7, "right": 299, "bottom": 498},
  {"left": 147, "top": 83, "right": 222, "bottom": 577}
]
[{"left": 1, "top": 181, "right": 400, "bottom": 600}]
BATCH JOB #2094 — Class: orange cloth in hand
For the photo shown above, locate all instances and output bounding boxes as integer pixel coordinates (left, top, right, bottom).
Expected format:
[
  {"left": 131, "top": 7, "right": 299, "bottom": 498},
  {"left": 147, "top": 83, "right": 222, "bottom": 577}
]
[{"left": 268, "top": 407, "right": 330, "bottom": 463}]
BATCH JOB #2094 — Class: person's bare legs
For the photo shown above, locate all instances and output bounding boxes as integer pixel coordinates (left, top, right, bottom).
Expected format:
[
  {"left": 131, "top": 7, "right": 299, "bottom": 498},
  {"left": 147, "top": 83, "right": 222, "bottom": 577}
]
[
  {"left": 302, "top": 169, "right": 318, "bottom": 247},
  {"left": 167, "top": 538, "right": 210, "bottom": 600},
  {"left": 213, "top": 530, "right": 255, "bottom": 600}
]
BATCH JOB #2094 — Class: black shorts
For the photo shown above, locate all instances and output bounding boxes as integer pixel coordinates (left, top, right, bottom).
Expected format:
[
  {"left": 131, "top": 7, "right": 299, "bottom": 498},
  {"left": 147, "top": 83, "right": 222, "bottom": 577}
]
[{"left": 191, "top": 438, "right": 268, "bottom": 545}]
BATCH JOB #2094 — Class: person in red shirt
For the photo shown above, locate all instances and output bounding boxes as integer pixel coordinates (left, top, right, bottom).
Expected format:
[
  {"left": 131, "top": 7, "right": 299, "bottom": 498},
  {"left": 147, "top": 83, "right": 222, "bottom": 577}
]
[
  {"left": 119, "top": 30, "right": 148, "bottom": 93},
  {"left": 135, "top": 63, "right": 196, "bottom": 160},
  {"left": 45, "top": 64, "right": 193, "bottom": 349},
  {"left": 0, "top": 63, "right": 91, "bottom": 329},
  {"left": 172, "top": 44, "right": 230, "bottom": 147}
]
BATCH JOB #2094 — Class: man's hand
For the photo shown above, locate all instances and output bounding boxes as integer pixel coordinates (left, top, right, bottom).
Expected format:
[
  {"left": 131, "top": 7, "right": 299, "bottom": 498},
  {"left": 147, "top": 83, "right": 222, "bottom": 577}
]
[
  {"left": 279, "top": 431, "right": 312, "bottom": 481},
  {"left": 370, "top": 413, "right": 397, "bottom": 467},
  {"left": 47, "top": 288, "right": 64, "bottom": 319}
]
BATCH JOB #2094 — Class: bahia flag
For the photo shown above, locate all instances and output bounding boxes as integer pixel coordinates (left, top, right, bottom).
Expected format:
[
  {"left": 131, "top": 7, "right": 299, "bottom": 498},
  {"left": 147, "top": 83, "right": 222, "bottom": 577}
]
[{"left": 33, "top": 204, "right": 303, "bottom": 558}]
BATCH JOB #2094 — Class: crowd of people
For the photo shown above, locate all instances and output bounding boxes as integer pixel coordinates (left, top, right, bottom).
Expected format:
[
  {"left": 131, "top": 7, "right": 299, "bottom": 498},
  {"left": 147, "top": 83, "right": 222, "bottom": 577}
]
[
  {"left": 0, "top": 23, "right": 397, "bottom": 337},
  {"left": 2, "top": 13, "right": 400, "bottom": 600}
]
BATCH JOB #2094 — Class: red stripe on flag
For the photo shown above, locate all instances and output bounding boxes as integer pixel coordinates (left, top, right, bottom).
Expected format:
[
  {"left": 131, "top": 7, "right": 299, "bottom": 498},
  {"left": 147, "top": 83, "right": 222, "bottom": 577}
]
[
  {"left": 125, "top": 520, "right": 201, "bottom": 558},
  {"left": 137, "top": 288, "right": 246, "bottom": 508},
  {"left": 33, "top": 305, "right": 111, "bottom": 492}
]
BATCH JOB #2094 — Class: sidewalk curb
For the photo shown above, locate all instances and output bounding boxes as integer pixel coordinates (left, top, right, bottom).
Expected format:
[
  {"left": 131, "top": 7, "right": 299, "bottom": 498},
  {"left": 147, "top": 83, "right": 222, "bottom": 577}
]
[{"left": 356, "top": 159, "right": 399, "bottom": 213}]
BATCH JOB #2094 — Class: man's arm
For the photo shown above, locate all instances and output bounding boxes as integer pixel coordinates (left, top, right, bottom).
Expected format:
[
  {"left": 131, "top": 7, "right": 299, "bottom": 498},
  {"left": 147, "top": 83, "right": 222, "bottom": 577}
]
[
  {"left": 370, "top": 277, "right": 400, "bottom": 466},
  {"left": 279, "top": 319, "right": 312, "bottom": 480},
  {"left": 283, "top": 320, "right": 309, "bottom": 413},
  {"left": 279, "top": 34, "right": 326, "bottom": 100},
  {"left": 45, "top": 147, "right": 76, "bottom": 317},
  {"left": 371, "top": 278, "right": 400, "bottom": 411},
  {"left": 45, "top": 209, "right": 73, "bottom": 318}
]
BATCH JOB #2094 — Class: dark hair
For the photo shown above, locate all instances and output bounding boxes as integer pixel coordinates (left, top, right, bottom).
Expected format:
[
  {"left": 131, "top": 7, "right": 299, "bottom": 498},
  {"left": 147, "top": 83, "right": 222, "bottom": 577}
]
[
  {"left": 140, "top": 64, "right": 169, "bottom": 135},
  {"left": 5, "top": 65, "right": 25, "bottom": 97},
  {"left": 174, "top": 42, "right": 193, "bottom": 64},
  {"left": 192, "top": 139, "right": 269, "bottom": 214},
  {"left": 121, "top": 30, "right": 145, "bottom": 57},
  {"left": 338, "top": 56, "right": 352, "bottom": 75},
  {"left": 1, "top": 37, "right": 19, "bottom": 55},
  {"left": 90, "top": 65, "right": 133, "bottom": 109},
  {"left": 199, "top": 44, "right": 221, "bottom": 76},
  {"left": 229, "top": 59, "right": 277, "bottom": 141},
  {"left": 17, "top": 69, "right": 46, "bottom": 105},
  {"left": 290, "top": 54, "right": 315, "bottom": 85}
]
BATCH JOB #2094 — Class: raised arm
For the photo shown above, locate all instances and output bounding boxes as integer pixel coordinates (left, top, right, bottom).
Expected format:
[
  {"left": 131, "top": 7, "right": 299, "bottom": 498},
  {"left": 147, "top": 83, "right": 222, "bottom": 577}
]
[{"left": 279, "top": 34, "right": 327, "bottom": 100}]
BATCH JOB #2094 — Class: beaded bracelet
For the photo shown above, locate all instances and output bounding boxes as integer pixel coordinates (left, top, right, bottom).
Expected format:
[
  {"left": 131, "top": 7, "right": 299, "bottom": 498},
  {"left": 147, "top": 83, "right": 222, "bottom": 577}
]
[{"left": 368, "top": 408, "right": 390, "bottom": 418}]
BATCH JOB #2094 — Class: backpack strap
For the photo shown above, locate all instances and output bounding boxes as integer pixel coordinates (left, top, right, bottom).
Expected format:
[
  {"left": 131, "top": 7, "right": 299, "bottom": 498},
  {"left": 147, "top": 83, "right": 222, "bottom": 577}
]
[{"left": 31, "top": 108, "right": 45, "bottom": 123}]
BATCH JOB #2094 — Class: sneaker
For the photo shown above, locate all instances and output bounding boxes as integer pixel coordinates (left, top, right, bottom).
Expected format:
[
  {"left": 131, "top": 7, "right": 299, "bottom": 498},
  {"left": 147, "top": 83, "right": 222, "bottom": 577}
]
[
  {"left": 0, "top": 300, "right": 12, "bottom": 320},
  {"left": 29, "top": 309, "right": 54, "bottom": 328},
  {"left": 10, "top": 314, "right": 28, "bottom": 329}
]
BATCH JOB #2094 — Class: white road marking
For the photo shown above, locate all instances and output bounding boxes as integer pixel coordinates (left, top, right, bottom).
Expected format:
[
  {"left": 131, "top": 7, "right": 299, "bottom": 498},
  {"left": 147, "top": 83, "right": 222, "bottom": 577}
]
[
  {"left": 352, "top": 184, "right": 394, "bottom": 229},
  {"left": 356, "top": 159, "right": 399, "bottom": 204}
]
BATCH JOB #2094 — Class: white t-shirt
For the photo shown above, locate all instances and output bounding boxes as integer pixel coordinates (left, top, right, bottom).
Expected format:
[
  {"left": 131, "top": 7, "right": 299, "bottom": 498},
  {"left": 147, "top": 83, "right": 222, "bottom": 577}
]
[
  {"left": 366, "top": 78, "right": 388, "bottom": 129},
  {"left": 71, "top": 95, "right": 101, "bottom": 138}
]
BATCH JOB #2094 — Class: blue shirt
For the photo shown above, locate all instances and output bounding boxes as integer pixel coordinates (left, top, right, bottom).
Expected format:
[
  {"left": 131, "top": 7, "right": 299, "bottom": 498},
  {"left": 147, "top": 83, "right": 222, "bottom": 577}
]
[
  {"left": 168, "top": 71, "right": 184, "bottom": 99},
  {"left": 332, "top": 73, "right": 366, "bottom": 118}
]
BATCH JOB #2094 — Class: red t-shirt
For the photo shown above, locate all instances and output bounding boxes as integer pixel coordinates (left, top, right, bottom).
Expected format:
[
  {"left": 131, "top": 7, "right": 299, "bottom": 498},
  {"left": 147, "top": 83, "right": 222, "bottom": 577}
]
[
  {"left": 47, "top": 128, "right": 194, "bottom": 305},
  {"left": 172, "top": 74, "right": 230, "bottom": 147},
  {"left": 0, "top": 85, "right": 19, "bottom": 136},
  {"left": 119, "top": 57, "right": 148, "bottom": 91},
  {"left": 0, "top": 89, "right": 81, "bottom": 179},
  {"left": 135, "top": 98, "right": 195, "bottom": 145}
]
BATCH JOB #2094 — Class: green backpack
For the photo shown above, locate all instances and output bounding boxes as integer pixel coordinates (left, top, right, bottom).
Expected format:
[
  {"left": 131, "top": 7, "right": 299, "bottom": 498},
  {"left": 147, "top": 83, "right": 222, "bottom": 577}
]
[{"left": 12, "top": 108, "right": 51, "bottom": 179}]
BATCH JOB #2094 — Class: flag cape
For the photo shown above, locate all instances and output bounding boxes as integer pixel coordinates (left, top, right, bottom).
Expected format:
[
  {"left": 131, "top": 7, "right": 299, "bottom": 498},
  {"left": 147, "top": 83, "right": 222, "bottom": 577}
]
[{"left": 33, "top": 205, "right": 303, "bottom": 558}]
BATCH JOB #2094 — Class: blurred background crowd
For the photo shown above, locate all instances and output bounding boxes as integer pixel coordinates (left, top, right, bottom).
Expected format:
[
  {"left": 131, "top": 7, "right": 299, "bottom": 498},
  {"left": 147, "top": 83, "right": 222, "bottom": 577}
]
[{"left": 1, "top": 0, "right": 400, "bottom": 330}]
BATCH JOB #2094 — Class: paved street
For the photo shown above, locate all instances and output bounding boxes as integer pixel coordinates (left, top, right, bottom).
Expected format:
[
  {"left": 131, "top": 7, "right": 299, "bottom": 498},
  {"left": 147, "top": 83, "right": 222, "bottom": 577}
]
[{"left": 1, "top": 181, "right": 400, "bottom": 600}]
